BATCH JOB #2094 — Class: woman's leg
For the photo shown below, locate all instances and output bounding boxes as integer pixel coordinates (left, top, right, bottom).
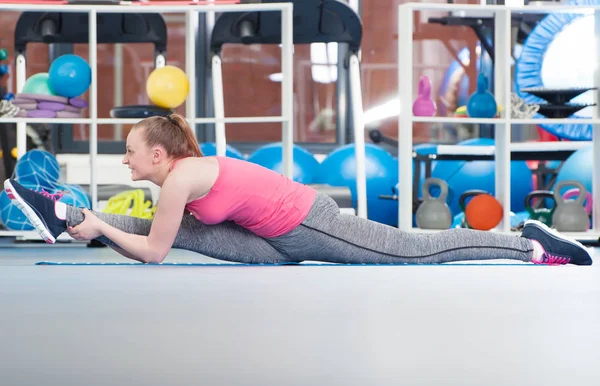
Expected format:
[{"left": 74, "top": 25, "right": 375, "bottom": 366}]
[
  {"left": 66, "top": 207, "right": 292, "bottom": 264},
  {"left": 267, "top": 193, "right": 592, "bottom": 265}
]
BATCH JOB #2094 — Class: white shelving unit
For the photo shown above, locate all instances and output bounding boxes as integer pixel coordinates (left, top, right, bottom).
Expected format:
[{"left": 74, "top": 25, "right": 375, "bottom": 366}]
[
  {"left": 397, "top": 3, "right": 600, "bottom": 242},
  {"left": 0, "top": 1, "right": 294, "bottom": 240}
]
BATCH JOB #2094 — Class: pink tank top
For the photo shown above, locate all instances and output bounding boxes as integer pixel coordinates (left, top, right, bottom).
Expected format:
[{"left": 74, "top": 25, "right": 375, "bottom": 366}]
[{"left": 171, "top": 156, "right": 317, "bottom": 238}]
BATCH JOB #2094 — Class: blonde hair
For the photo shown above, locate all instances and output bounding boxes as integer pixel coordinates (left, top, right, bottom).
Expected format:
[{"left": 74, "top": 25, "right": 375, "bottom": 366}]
[{"left": 134, "top": 113, "right": 203, "bottom": 158}]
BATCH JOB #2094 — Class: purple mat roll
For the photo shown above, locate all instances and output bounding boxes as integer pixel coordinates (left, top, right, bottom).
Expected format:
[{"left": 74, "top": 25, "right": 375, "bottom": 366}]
[
  {"left": 69, "top": 98, "right": 88, "bottom": 109},
  {"left": 17, "top": 93, "right": 69, "bottom": 104},
  {"left": 11, "top": 102, "right": 37, "bottom": 110},
  {"left": 12, "top": 98, "right": 36, "bottom": 104},
  {"left": 27, "top": 110, "right": 57, "bottom": 118},
  {"left": 38, "top": 101, "right": 81, "bottom": 113}
]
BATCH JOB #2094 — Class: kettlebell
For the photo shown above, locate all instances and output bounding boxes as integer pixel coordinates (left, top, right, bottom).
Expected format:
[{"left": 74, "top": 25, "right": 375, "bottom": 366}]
[
  {"left": 563, "top": 188, "right": 593, "bottom": 216},
  {"left": 552, "top": 180, "right": 590, "bottom": 232},
  {"left": 524, "top": 190, "right": 555, "bottom": 227},
  {"left": 466, "top": 73, "right": 498, "bottom": 118},
  {"left": 416, "top": 178, "right": 452, "bottom": 229},
  {"left": 459, "top": 189, "right": 488, "bottom": 228},
  {"left": 412, "top": 76, "right": 437, "bottom": 117}
]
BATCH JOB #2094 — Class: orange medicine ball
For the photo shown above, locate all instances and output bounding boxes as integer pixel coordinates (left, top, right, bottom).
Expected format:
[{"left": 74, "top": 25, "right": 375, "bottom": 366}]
[{"left": 465, "top": 194, "right": 503, "bottom": 231}]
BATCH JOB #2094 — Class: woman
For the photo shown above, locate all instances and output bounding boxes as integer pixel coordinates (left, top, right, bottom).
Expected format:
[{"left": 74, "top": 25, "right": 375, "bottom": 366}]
[{"left": 3, "top": 114, "right": 592, "bottom": 266}]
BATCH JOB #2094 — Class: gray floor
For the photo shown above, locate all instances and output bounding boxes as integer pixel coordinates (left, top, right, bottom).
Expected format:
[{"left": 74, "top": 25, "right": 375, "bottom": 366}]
[{"left": 1, "top": 244, "right": 600, "bottom": 386}]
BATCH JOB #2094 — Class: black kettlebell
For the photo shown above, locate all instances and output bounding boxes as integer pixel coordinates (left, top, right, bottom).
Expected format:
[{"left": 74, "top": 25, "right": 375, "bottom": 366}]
[
  {"left": 459, "top": 189, "right": 488, "bottom": 228},
  {"left": 524, "top": 190, "right": 555, "bottom": 227}
]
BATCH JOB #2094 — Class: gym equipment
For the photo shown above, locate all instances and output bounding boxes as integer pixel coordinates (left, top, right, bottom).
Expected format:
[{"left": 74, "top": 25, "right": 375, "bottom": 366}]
[
  {"left": 466, "top": 73, "right": 497, "bottom": 118},
  {"left": 48, "top": 54, "right": 92, "bottom": 98},
  {"left": 464, "top": 193, "right": 503, "bottom": 231},
  {"left": 458, "top": 189, "right": 488, "bottom": 229},
  {"left": 0, "top": 48, "right": 7, "bottom": 61},
  {"left": 110, "top": 105, "right": 172, "bottom": 119},
  {"left": 415, "top": 178, "right": 452, "bottom": 229},
  {"left": 21, "top": 73, "right": 57, "bottom": 96},
  {"left": 554, "top": 144, "right": 593, "bottom": 195},
  {"left": 563, "top": 188, "right": 592, "bottom": 216},
  {"left": 315, "top": 143, "right": 398, "bottom": 226},
  {"left": 12, "top": 11, "right": 167, "bottom": 162},
  {"left": 431, "top": 138, "right": 533, "bottom": 216},
  {"left": 103, "top": 189, "right": 156, "bottom": 219},
  {"left": 209, "top": 0, "right": 366, "bottom": 216},
  {"left": 146, "top": 65, "right": 189, "bottom": 109},
  {"left": 53, "top": 183, "right": 92, "bottom": 209},
  {"left": 14, "top": 149, "right": 61, "bottom": 187},
  {"left": 0, "top": 186, "right": 34, "bottom": 231},
  {"left": 200, "top": 142, "right": 244, "bottom": 159},
  {"left": 552, "top": 180, "right": 590, "bottom": 232},
  {"left": 524, "top": 190, "right": 555, "bottom": 226},
  {"left": 515, "top": 0, "right": 597, "bottom": 140},
  {"left": 412, "top": 76, "right": 436, "bottom": 117},
  {"left": 248, "top": 142, "right": 320, "bottom": 184}
]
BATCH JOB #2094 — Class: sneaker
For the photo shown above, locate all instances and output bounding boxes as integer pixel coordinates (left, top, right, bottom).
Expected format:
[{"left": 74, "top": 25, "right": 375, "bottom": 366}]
[
  {"left": 521, "top": 219, "right": 593, "bottom": 266},
  {"left": 3, "top": 178, "right": 67, "bottom": 244}
]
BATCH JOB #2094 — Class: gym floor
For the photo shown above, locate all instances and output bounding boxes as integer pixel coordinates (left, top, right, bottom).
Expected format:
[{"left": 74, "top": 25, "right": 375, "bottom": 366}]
[{"left": 1, "top": 244, "right": 599, "bottom": 386}]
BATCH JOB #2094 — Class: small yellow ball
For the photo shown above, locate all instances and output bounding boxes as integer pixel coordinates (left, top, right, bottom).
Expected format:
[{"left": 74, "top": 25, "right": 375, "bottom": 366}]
[{"left": 146, "top": 65, "right": 189, "bottom": 109}]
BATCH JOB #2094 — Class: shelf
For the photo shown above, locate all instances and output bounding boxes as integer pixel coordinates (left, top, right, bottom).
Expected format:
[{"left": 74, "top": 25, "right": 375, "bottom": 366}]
[
  {"left": 412, "top": 117, "right": 506, "bottom": 124},
  {"left": 412, "top": 117, "right": 600, "bottom": 125},
  {"left": 407, "top": 228, "right": 600, "bottom": 243},
  {"left": 399, "top": 3, "right": 598, "bottom": 14}
]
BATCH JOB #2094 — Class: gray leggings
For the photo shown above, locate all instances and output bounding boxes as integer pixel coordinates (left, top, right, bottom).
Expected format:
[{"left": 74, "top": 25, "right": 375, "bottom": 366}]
[{"left": 66, "top": 192, "right": 534, "bottom": 264}]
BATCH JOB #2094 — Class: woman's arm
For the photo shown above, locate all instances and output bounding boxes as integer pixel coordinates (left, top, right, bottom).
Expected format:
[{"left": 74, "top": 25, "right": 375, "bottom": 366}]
[{"left": 98, "top": 174, "right": 189, "bottom": 263}]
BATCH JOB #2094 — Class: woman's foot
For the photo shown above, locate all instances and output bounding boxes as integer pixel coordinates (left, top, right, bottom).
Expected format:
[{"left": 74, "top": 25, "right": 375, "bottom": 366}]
[
  {"left": 3, "top": 178, "right": 67, "bottom": 244},
  {"left": 521, "top": 220, "right": 593, "bottom": 266}
]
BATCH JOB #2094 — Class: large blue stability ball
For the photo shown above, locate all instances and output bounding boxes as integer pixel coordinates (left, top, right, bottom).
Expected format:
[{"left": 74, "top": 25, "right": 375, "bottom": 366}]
[
  {"left": 48, "top": 54, "right": 92, "bottom": 98},
  {"left": 315, "top": 143, "right": 399, "bottom": 226},
  {"left": 431, "top": 138, "right": 533, "bottom": 215},
  {"left": 554, "top": 144, "right": 593, "bottom": 195},
  {"left": 14, "top": 149, "right": 61, "bottom": 191},
  {"left": 200, "top": 142, "right": 245, "bottom": 159},
  {"left": 248, "top": 142, "right": 320, "bottom": 184}
]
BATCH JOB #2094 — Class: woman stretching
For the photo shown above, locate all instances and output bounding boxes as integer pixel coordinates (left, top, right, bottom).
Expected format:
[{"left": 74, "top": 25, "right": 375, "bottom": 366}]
[{"left": 3, "top": 114, "right": 592, "bottom": 266}]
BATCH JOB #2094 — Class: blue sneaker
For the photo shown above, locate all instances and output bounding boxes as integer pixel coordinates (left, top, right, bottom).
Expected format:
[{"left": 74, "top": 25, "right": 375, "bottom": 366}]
[
  {"left": 3, "top": 178, "right": 67, "bottom": 244},
  {"left": 521, "top": 220, "right": 593, "bottom": 266}
]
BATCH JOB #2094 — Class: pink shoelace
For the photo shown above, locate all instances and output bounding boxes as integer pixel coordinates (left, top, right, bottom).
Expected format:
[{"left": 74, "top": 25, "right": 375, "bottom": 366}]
[
  {"left": 536, "top": 253, "right": 571, "bottom": 266},
  {"left": 38, "top": 188, "right": 64, "bottom": 201}
]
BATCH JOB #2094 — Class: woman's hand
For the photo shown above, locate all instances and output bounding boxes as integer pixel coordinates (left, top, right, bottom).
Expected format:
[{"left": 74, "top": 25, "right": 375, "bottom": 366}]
[{"left": 67, "top": 208, "right": 105, "bottom": 241}]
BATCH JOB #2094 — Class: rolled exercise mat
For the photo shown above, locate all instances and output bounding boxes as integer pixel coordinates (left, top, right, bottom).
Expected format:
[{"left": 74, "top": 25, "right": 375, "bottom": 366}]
[
  {"left": 38, "top": 101, "right": 82, "bottom": 113},
  {"left": 16, "top": 93, "right": 69, "bottom": 104}
]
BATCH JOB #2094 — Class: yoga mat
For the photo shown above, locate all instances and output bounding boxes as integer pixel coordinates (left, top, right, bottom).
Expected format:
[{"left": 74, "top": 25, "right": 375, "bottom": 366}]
[
  {"left": 17, "top": 93, "right": 69, "bottom": 104},
  {"left": 36, "top": 261, "right": 533, "bottom": 266},
  {"left": 69, "top": 98, "right": 88, "bottom": 108},
  {"left": 38, "top": 101, "right": 81, "bottom": 113}
]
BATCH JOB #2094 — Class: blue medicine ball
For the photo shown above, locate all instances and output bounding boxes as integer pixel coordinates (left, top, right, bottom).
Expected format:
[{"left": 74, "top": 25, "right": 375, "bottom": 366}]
[
  {"left": 0, "top": 183, "right": 36, "bottom": 231},
  {"left": 48, "top": 54, "right": 92, "bottom": 98},
  {"left": 55, "top": 183, "right": 92, "bottom": 209},
  {"left": 14, "top": 149, "right": 61, "bottom": 191},
  {"left": 554, "top": 144, "right": 593, "bottom": 195},
  {"left": 248, "top": 142, "right": 320, "bottom": 184}
]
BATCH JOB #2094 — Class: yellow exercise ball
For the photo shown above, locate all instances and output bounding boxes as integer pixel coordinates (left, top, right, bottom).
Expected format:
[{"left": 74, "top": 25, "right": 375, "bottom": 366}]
[{"left": 146, "top": 65, "right": 189, "bottom": 109}]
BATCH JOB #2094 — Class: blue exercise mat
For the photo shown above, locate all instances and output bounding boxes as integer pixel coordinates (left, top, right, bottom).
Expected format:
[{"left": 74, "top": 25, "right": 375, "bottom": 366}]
[{"left": 36, "top": 261, "right": 533, "bottom": 266}]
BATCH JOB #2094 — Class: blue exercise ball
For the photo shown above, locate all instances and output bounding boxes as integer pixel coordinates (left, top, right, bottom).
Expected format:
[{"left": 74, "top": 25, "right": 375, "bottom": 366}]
[
  {"left": 48, "top": 54, "right": 92, "bottom": 98},
  {"left": 55, "top": 183, "right": 92, "bottom": 209},
  {"left": 248, "top": 142, "right": 320, "bottom": 184},
  {"left": 554, "top": 144, "right": 593, "bottom": 196},
  {"left": 431, "top": 138, "right": 533, "bottom": 215},
  {"left": 200, "top": 142, "right": 245, "bottom": 159},
  {"left": 315, "top": 143, "right": 399, "bottom": 226},
  {"left": 14, "top": 149, "right": 61, "bottom": 191},
  {"left": 0, "top": 184, "right": 35, "bottom": 231}
]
